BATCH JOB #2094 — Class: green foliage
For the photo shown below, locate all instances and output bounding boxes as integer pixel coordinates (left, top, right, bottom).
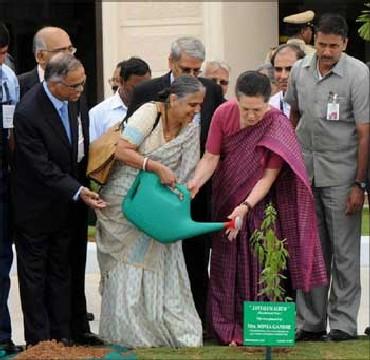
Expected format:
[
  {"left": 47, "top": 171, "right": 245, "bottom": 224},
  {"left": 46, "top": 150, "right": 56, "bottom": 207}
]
[
  {"left": 357, "top": 3, "right": 370, "bottom": 41},
  {"left": 250, "top": 203, "right": 291, "bottom": 302}
]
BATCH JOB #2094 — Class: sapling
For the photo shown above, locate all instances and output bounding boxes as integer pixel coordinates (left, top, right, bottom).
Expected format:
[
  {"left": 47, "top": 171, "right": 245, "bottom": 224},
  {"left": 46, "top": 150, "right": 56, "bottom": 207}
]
[{"left": 250, "top": 202, "right": 291, "bottom": 302}]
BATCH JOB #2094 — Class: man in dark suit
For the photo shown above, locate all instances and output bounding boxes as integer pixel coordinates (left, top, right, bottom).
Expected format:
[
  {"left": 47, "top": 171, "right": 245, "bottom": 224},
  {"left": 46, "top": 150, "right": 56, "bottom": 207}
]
[
  {"left": 13, "top": 53, "right": 106, "bottom": 346},
  {"left": 127, "top": 36, "right": 224, "bottom": 330},
  {"left": 17, "top": 26, "right": 101, "bottom": 344}
]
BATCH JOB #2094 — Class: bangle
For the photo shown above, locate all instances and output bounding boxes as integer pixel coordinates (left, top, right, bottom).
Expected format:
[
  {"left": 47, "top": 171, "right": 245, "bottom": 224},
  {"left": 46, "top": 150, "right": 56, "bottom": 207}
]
[
  {"left": 142, "top": 157, "right": 149, "bottom": 171},
  {"left": 241, "top": 200, "right": 253, "bottom": 210}
]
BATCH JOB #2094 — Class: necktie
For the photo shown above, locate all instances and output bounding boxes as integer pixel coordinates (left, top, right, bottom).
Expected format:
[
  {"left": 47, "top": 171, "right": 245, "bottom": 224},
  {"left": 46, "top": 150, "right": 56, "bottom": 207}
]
[{"left": 59, "top": 102, "right": 71, "bottom": 143}]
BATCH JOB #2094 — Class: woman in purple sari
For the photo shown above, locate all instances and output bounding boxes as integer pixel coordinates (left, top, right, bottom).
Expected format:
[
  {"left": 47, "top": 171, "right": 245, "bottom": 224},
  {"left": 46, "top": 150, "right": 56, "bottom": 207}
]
[{"left": 188, "top": 71, "right": 327, "bottom": 346}]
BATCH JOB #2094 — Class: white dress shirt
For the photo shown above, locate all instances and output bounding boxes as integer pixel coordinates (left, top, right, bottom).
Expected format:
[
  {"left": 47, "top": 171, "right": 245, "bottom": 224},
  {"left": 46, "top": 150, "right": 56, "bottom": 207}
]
[
  {"left": 269, "top": 90, "right": 291, "bottom": 118},
  {"left": 89, "top": 91, "right": 127, "bottom": 142}
]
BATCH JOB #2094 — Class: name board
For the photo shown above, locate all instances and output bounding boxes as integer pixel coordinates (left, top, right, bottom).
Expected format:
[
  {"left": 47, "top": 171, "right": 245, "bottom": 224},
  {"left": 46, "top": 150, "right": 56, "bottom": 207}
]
[{"left": 243, "top": 301, "right": 295, "bottom": 347}]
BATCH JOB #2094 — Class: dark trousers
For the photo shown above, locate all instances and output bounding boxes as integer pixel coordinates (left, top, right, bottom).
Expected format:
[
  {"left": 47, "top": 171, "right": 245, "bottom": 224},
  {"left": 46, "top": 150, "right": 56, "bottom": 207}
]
[
  {"left": 69, "top": 202, "right": 90, "bottom": 337},
  {"left": 0, "top": 198, "right": 12, "bottom": 342},
  {"left": 182, "top": 235, "right": 211, "bottom": 325},
  {"left": 183, "top": 182, "right": 212, "bottom": 326},
  {"left": 15, "top": 229, "right": 72, "bottom": 345}
]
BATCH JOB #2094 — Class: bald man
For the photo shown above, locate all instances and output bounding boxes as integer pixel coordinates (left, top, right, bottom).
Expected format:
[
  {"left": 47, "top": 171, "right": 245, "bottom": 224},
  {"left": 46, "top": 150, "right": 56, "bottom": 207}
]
[
  {"left": 18, "top": 26, "right": 76, "bottom": 98},
  {"left": 16, "top": 27, "right": 103, "bottom": 346}
]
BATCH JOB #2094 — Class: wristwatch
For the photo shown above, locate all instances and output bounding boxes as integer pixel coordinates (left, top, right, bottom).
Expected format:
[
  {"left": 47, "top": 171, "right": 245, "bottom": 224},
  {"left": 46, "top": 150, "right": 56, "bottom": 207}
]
[{"left": 353, "top": 180, "right": 367, "bottom": 191}]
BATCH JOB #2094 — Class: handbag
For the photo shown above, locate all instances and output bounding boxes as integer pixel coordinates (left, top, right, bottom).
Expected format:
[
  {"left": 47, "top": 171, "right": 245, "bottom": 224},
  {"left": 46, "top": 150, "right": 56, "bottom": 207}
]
[
  {"left": 87, "top": 103, "right": 161, "bottom": 185},
  {"left": 86, "top": 122, "right": 122, "bottom": 185},
  {"left": 122, "top": 171, "right": 241, "bottom": 244}
]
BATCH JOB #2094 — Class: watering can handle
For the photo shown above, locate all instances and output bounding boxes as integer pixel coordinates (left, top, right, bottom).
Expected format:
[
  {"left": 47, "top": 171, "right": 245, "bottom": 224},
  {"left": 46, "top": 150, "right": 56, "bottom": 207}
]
[{"left": 166, "top": 185, "right": 185, "bottom": 201}]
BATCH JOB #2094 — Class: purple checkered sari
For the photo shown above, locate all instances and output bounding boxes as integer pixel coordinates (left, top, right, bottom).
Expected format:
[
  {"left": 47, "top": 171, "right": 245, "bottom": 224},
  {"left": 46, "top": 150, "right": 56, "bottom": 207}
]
[{"left": 208, "top": 107, "right": 327, "bottom": 345}]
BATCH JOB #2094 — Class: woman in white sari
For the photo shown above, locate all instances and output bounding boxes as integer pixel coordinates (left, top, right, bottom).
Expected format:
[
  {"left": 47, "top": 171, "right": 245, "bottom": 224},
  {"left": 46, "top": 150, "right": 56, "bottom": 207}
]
[{"left": 96, "top": 75, "right": 205, "bottom": 348}]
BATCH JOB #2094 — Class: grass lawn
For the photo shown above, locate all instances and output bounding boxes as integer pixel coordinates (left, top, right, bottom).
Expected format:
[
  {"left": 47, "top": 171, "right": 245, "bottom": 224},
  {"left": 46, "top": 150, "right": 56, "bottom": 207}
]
[{"left": 135, "top": 337, "right": 369, "bottom": 359}]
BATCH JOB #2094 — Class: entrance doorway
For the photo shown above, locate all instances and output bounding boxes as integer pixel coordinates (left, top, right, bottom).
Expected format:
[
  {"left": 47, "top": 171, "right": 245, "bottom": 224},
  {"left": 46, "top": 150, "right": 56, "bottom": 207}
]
[{"left": 1, "top": 0, "right": 102, "bottom": 107}]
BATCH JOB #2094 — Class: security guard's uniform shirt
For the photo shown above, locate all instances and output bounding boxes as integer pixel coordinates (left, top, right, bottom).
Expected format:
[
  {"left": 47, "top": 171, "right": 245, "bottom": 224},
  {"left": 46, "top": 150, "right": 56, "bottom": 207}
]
[{"left": 285, "top": 53, "right": 369, "bottom": 187}]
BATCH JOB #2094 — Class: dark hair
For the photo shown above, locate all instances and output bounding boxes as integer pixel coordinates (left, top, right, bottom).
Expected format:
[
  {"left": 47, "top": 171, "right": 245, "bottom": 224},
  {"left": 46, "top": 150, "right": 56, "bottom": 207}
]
[
  {"left": 235, "top": 71, "right": 271, "bottom": 102},
  {"left": 158, "top": 74, "right": 204, "bottom": 102},
  {"left": 0, "top": 22, "right": 9, "bottom": 48},
  {"left": 270, "top": 44, "right": 305, "bottom": 66},
  {"left": 318, "top": 13, "right": 348, "bottom": 38},
  {"left": 119, "top": 57, "right": 151, "bottom": 82}
]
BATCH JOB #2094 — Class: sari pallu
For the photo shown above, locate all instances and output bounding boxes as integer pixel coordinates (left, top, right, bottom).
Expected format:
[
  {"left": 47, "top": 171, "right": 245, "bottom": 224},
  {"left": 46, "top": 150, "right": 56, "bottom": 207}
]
[{"left": 208, "top": 108, "right": 327, "bottom": 345}]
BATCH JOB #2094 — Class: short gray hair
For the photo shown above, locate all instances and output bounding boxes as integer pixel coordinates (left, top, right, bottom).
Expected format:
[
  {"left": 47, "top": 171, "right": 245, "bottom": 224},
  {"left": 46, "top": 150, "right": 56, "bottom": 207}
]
[
  {"left": 158, "top": 74, "right": 205, "bottom": 102},
  {"left": 44, "top": 53, "right": 83, "bottom": 82},
  {"left": 170, "top": 36, "right": 205, "bottom": 62},
  {"left": 204, "top": 60, "right": 231, "bottom": 74}
]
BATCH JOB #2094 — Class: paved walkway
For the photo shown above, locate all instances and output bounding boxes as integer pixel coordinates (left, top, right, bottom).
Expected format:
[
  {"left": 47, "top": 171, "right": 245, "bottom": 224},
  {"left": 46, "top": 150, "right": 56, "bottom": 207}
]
[{"left": 8, "top": 241, "right": 370, "bottom": 345}]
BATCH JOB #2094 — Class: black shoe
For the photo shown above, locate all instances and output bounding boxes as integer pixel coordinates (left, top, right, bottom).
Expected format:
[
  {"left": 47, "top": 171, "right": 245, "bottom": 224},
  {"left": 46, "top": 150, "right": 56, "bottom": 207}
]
[
  {"left": 365, "top": 327, "right": 370, "bottom": 336},
  {"left": 323, "top": 329, "right": 358, "bottom": 341},
  {"left": 59, "top": 337, "right": 73, "bottom": 347},
  {"left": 0, "top": 339, "right": 23, "bottom": 354},
  {"left": 87, "top": 312, "right": 95, "bottom": 321},
  {"left": 73, "top": 332, "right": 105, "bottom": 346},
  {"left": 295, "top": 329, "right": 326, "bottom": 341}
]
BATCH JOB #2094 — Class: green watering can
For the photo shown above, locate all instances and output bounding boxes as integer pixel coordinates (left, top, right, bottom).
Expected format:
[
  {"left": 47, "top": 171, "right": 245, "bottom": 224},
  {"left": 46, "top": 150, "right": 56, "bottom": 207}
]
[{"left": 122, "top": 171, "right": 241, "bottom": 244}]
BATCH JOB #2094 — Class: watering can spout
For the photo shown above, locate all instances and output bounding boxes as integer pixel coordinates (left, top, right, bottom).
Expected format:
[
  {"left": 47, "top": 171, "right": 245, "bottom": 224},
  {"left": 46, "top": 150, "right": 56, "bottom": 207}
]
[{"left": 122, "top": 171, "right": 242, "bottom": 244}]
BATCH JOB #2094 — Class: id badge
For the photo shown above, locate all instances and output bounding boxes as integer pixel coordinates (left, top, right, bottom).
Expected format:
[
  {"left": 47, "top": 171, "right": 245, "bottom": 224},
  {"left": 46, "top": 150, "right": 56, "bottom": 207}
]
[
  {"left": 2, "top": 104, "right": 15, "bottom": 128},
  {"left": 326, "top": 92, "right": 340, "bottom": 121}
]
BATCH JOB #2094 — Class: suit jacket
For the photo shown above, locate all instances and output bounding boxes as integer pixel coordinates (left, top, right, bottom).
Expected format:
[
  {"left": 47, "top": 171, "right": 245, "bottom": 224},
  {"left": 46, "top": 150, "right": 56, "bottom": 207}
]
[
  {"left": 12, "top": 83, "right": 89, "bottom": 234},
  {"left": 127, "top": 72, "right": 224, "bottom": 154},
  {"left": 18, "top": 67, "right": 39, "bottom": 99}
]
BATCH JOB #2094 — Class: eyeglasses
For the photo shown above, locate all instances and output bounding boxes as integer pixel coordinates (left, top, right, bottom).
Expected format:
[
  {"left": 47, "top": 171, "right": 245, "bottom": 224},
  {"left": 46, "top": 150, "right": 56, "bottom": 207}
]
[
  {"left": 42, "top": 46, "right": 77, "bottom": 55},
  {"left": 177, "top": 64, "right": 201, "bottom": 76},
  {"left": 60, "top": 79, "right": 86, "bottom": 90},
  {"left": 210, "top": 78, "right": 229, "bottom": 86}
]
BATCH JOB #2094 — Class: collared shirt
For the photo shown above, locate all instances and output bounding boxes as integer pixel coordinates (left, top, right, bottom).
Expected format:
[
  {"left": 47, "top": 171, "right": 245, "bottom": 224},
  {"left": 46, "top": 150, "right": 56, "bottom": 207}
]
[
  {"left": 1, "top": 63, "right": 19, "bottom": 104},
  {"left": 43, "top": 81, "right": 68, "bottom": 118},
  {"left": 0, "top": 64, "right": 19, "bottom": 193},
  {"left": 269, "top": 91, "right": 290, "bottom": 118},
  {"left": 37, "top": 64, "right": 45, "bottom": 82},
  {"left": 285, "top": 53, "right": 370, "bottom": 187},
  {"left": 88, "top": 91, "right": 127, "bottom": 142}
]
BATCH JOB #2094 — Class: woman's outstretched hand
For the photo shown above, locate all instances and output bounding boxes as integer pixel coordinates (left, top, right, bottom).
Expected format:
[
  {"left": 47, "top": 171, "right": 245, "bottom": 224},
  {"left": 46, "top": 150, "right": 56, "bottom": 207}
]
[
  {"left": 187, "top": 178, "right": 201, "bottom": 199},
  {"left": 226, "top": 204, "right": 248, "bottom": 241}
]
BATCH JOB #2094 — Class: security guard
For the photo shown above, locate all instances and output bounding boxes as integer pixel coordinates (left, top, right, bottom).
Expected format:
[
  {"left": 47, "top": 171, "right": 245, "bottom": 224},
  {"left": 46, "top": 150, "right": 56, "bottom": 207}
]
[
  {"left": 265, "top": 10, "right": 316, "bottom": 64},
  {"left": 283, "top": 10, "right": 316, "bottom": 55}
]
